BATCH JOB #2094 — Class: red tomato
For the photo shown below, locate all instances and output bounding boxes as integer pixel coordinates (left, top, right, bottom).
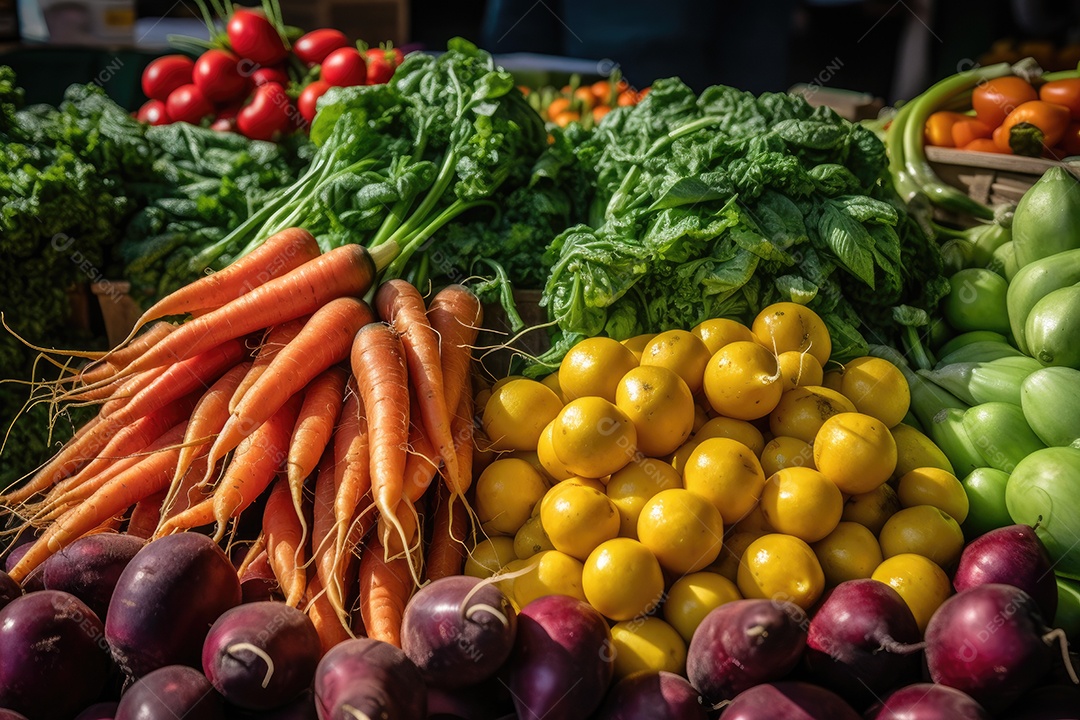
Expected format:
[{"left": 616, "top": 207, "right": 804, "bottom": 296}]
[
  {"left": 141, "top": 55, "right": 194, "bottom": 102},
  {"left": 165, "top": 84, "right": 214, "bottom": 125},
  {"left": 298, "top": 80, "right": 331, "bottom": 124},
  {"left": 293, "top": 28, "right": 349, "bottom": 66},
  {"left": 364, "top": 48, "right": 396, "bottom": 84},
  {"left": 193, "top": 49, "right": 250, "bottom": 103},
  {"left": 209, "top": 102, "right": 243, "bottom": 132},
  {"left": 237, "top": 82, "right": 295, "bottom": 141},
  {"left": 136, "top": 99, "right": 170, "bottom": 125},
  {"left": 321, "top": 47, "right": 366, "bottom": 87},
  {"left": 227, "top": 9, "right": 287, "bottom": 66},
  {"left": 1039, "top": 78, "right": 1080, "bottom": 121},
  {"left": 252, "top": 65, "right": 290, "bottom": 87}
]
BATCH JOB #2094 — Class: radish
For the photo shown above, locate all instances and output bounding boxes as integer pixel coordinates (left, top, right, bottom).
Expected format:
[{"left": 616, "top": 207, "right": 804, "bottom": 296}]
[
  {"left": 595, "top": 670, "right": 707, "bottom": 720},
  {"left": 866, "top": 683, "right": 990, "bottom": 719},
  {"left": 314, "top": 637, "right": 427, "bottom": 720},
  {"left": 40, "top": 533, "right": 145, "bottom": 620},
  {"left": 0, "top": 568, "right": 20, "bottom": 610},
  {"left": 803, "top": 579, "right": 923, "bottom": 708},
  {"left": 507, "top": 594, "right": 614, "bottom": 720},
  {"left": 925, "top": 583, "right": 1076, "bottom": 707},
  {"left": 685, "top": 598, "right": 806, "bottom": 704},
  {"left": 202, "top": 601, "right": 321, "bottom": 711},
  {"left": 401, "top": 575, "right": 517, "bottom": 690},
  {"left": 114, "top": 664, "right": 226, "bottom": 720},
  {"left": 721, "top": 681, "right": 860, "bottom": 720},
  {"left": 953, "top": 524, "right": 1058, "bottom": 621}
]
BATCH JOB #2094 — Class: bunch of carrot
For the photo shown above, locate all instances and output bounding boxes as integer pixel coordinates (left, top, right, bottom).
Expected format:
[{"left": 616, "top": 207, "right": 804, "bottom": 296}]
[{"left": 0, "top": 227, "right": 482, "bottom": 652}]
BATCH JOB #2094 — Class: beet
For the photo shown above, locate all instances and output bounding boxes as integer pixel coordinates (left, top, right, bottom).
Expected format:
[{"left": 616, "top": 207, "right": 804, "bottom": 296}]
[
  {"left": 866, "top": 683, "right": 990, "bottom": 719},
  {"left": 0, "top": 590, "right": 111, "bottom": 720},
  {"left": 114, "top": 665, "right": 226, "bottom": 720},
  {"left": 72, "top": 701, "right": 119, "bottom": 720},
  {"left": 0, "top": 568, "right": 21, "bottom": 610},
  {"left": 105, "top": 532, "right": 241, "bottom": 678},
  {"left": 721, "top": 681, "right": 860, "bottom": 720},
  {"left": 685, "top": 598, "right": 806, "bottom": 704},
  {"left": 953, "top": 524, "right": 1058, "bottom": 622},
  {"left": 40, "top": 533, "right": 145, "bottom": 620},
  {"left": 314, "top": 638, "right": 426, "bottom": 720},
  {"left": 594, "top": 671, "right": 706, "bottom": 720},
  {"left": 237, "top": 551, "right": 280, "bottom": 604}
]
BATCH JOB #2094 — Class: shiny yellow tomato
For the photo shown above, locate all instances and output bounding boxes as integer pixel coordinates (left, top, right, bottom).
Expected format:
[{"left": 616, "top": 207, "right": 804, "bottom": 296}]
[
  {"left": 552, "top": 396, "right": 638, "bottom": 478},
  {"left": 536, "top": 420, "right": 574, "bottom": 482},
  {"left": 872, "top": 553, "right": 952, "bottom": 633},
  {"left": 713, "top": 530, "right": 764, "bottom": 584},
  {"left": 683, "top": 437, "right": 767, "bottom": 525},
  {"left": 540, "top": 481, "right": 621, "bottom": 561},
  {"left": 878, "top": 505, "right": 965, "bottom": 569},
  {"left": 540, "top": 371, "right": 567, "bottom": 404},
  {"left": 464, "top": 536, "right": 517, "bottom": 578},
  {"left": 693, "top": 416, "right": 766, "bottom": 456},
  {"left": 692, "top": 317, "right": 756, "bottom": 354},
  {"left": 777, "top": 350, "right": 825, "bottom": 390},
  {"left": 475, "top": 458, "right": 550, "bottom": 537},
  {"left": 622, "top": 333, "right": 658, "bottom": 362},
  {"left": 737, "top": 533, "right": 825, "bottom": 610},
  {"left": 610, "top": 617, "right": 688, "bottom": 679},
  {"left": 768, "top": 385, "right": 857, "bottom": 444},
  {"left": 663, "top": 572, "right": 743, "bottom": 643},
  {"left": 606, "top": 459, "right": 682, "bottom": 538},
  {"left": 813, "top": 412, "right": 898, "bottom": 495},
  {"left": 559, "top": 337, "right": 639, "bottom": 402},
  {"left": 759, "top": 436, "right": 815, "bottom": 477},
  {"left": 841, "top": 482, "right": 902, "bottom": 535},
  {"left": 839, "top": 356, "right": 911, "bottom": 428},
  {"left": 703, "top": 341, "right": 784, "bottom": 420},
  {"left": 583, "top": 538, "right": 665, "bottom": 621},
  {"left": 751, "top": 302, "right": 832, "bottom": 366},
  {"left": 891, "top": 423, "right": 954, "bottom": 479},
  {"left": 640, "top": 330, "right": 711, "bottom": 395},
  {"left": 482, "top": 378, "right": 563, "bottom": 451},
  {"left": 514, "top": 513, "right": 555, "bottom": 559},
  {"left": 811, "top": 521, "right": 884, "bottom": 586},
  {"left": 539, "top": 477, "right": 608, "bottom": 518},
  {"left": 759, "top": 467, "right": 843, "bottom": 543},
  {"left": 897, "top": 467, "right": 969, "bottom": 523},
  {"left": 637, "top": 488, "right": 724, "bottom": 575},
  {"left": 615, "top": 365, "right": 695, "bottom": 458},
  {"left": 513, "top": 550, "right": 587, "bottom": 606}
]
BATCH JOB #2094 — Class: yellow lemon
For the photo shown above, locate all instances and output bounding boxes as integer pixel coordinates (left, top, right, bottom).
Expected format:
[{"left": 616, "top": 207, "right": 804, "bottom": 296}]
[
  {"left": 878, "top": 505, "right": 965, "bottom": 570},
  {"left": 737, "top": 533, "right": 825, "bottom": 610},
  {"left": 606, "top": 459, "right": 683, "bottom": 538},
  {"left": 692, "top": 317, "right": 757, "bottom": 354},
  {"left": 609, "top": 617, "right": 687, "bottom": 679},
  {"left": 759, "top": 436, "right": 815, "bottom": 477},
  {"left": 693, "top": 416, "right": 766, "bottom": 457},
  {"left": 703, "top": 341, "right": 784, "bottom": 420},
  {"left": 811, "top": 521, "right": 884, "bottom": 586},
  {"left": 582, "top": 538, "right": 665, "bottom": 621},
  {"left": 839, "top": 356, "right": 911, "bottom": 428},
  {"left": 891, "top": 423, "right": 955, "bottom": 479},
  {"left": 841, "top": 482, "right": 902, "bottom": 535},
  {"left": 514, "top": 513, "right": 555, "bottom": 559},
  {"left": 552, "top": 397, "right": 638, "bottom": 478},
  {"left": 759, "top": 467, "right": 843, "bottom": 544},
  {"left": 813, "top": 412, "right": 898, "bottom": 495},
  {"left": 713, "top": 530, "right": 765, "bottom": 584},
  {"left": 622, "top": 333, "right": 658, "bottom": 362},
  {"left": 872, "top": 553, "right": 952, "bottom": 633},
  {"left": 897, "top": 467, "right": 969, "bottom": 523},
  {"left": 637, "top": 488, "right": 724, "bottom": 575},
  {"left": 615, "top": 365, "right": 695, "bottom": 458},
  {"left": 559, "top": 337, "right": 639, "bottom": 402},
  {"left": 682, "top": 437, "right": 767, "bottom": 525},
  {"left": 777, "top": 350, "right": 825, "bottom": 390},
  {"left": 475, "top": 458, "right": 550, "bottom": 537},
  {"left": 540, "top": 371, "right": 567, "bottom": 404},
  {"left": 640, "top": 330, "right": 712, "bottom": 395},
  {"left": 513, "top": 550, "right": 587, "bottom": 606},
  {"left": 537, "top": 420, "right": 574, "bottom": 482},
  {"left": 768, "top": 385, "right": 857, "bottom": 444},
  {"left": 751, "top": 302, "right": 832, "bottom": 366},
  {"left": 663, "top": 572, "right": 742, "bottom": 643},
  {"left": 482, "top": 378, "right": 563, "bottom": 451},
  {"left": 540, "top": 482, "right": 621, "bottom": 561},
  {"left": 464, "top": 536, "right": 517, "bottom": 578}
]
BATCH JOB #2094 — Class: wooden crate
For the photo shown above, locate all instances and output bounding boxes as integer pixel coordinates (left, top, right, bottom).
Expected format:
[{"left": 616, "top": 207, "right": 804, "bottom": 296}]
[
  {"left": 279, "top": 0, "right": 409, "bottom": 47},
  {"left": 926, "top": 146, "right": 1080, "bottom": 209}
]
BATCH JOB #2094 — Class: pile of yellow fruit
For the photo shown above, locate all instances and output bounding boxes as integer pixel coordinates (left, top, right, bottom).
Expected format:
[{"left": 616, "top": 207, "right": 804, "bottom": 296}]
[{"left": 467, "top": 303, "right": 966, "bottom": 680}]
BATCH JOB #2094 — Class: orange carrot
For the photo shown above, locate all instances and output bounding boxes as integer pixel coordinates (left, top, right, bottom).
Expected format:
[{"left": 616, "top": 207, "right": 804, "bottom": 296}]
[
  {"left": 402, "top": 415, "right": 439, "bottom": 505},
  {"left": 329, "top": 385, "right": 369, "bottom": 625},
  {"left": 449, "top": 387, "right": 475, "bottom": 496},
  {"left": 425, "top": 483, "right": 469, "bottom": 582},
  {"left": 264, "top": 477, "right": 307, "bottom": 607},
  {"left": 307, "top": 451, "right": 352, "bottom": 651},
  {"left": 229, "top": 317, "right": 309, "bottom": 414},
  {"left": 68, "top": 321, "right": 178, "bottom": 387},
  {"left": 375, "top": 281, "right": 462, "bottom": 502},
  {"left": 206, "top": 298, "right": 374, "bottom": 485},
  {"left": 426, "top": 283, "right": 483, "bottom": 424},
  {"left": 9, "top": 438, "right": 185, "bottom": 581},
  {"left": 127, "top": 489, "right": 167, "bottom": 539},
  {"left": 90, "top": 366, "right": 170, "bottom": 416},
  {"left": 159, "top": 449, "right": 212, "bottom": 525},
  {"left": 153, "top": 495, "right": 215, "bottom": 537},
  {"left": 358, "top": 538, "right": 413, "bottom": 647},
  {"left": 209, "top": 393, "right": 304, "bottom": 542}
]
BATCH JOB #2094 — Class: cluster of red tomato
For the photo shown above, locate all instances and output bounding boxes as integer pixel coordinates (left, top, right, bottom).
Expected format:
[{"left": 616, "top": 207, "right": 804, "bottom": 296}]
[{"left": 136, "top": 9, "right": 403, "bottom": 141}]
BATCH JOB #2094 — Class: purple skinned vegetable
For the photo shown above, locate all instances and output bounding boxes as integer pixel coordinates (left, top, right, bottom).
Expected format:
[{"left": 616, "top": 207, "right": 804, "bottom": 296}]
[
  {"left": 114, "top": 665, "right": 226, "bottom": 720},
  {"left": 721, "top": 681, "right": 860, "bottom": 720},
  {"left": 594, "top": 671, "right": 706, "bottom": 720},
  {"left": 866, "top": 683, "right": 991, "bottom": 719},
  {"left": 40, "top": 533, "right": 145, "bottom": 620},
  {"left": 953, "top": 524, "right": 1058, "bottom": 622}
]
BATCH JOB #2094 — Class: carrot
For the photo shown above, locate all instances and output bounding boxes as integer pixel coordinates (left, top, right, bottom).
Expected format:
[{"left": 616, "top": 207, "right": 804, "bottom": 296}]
[
  {"left": 209, "top": 393, "right": 304, "bottom": 542},
  {"left": 67, "top": 321, "right": 178, "bottom": 388},
  {"left": 425, "top": 483, "right": 469, "bottom": 582},
  {"left": 153, "top": 495, "right": 215, "bottom": 537},
  {"left": 307, "top": 451, "right": 352, "bottom": 651},
  {"left": 402, "top": 410, "right": 439, "bottom": 506},
  {"left": 426, "top": 284, "right": 482, "bottom": 425},
  {"left": 376, "top": 281, "right": 462, "bottom": 500},
  {"left": 229, "top": 317, "right": 309, "bottom": 414},
  {"left": 206, "top": 298, "right": 374, "bottom": 485},
  {"left": 159, "top": 450, "right": 212, "bottom": 524},
  {"left": 87, "top": 366, "right": 170, "bottom": 416},
  {"left": 329, "top": 386, "right": 370, "bottom": 626},
  {"left": 127, "top": 489, "right": 167, "bottom": 539},
  {"left": 350, "top": 322, "right": 417, "bottom": 585},
  {"left": 358, "top": 538, "right": 413, "bottom": 647},
  {"left": 264, "top": 477, "right": 306, "bottom": 607},
  {"left": 9, "top": 438, "right": 185, "bottom": 582}
]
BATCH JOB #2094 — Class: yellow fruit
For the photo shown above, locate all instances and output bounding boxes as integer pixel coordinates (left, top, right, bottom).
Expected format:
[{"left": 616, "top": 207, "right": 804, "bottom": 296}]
[
  {"left": 872, "top": 553, "right": 952, "bottom": 632},
  {"left": 491, "top": 374, "right": 525, "bottom": 392},
  {"left": 811, "top": 521, "right": 884, "bottom": 586},
  {"left": 540, "top": 371, "right": 567, "bottom": 404},
  {"left": 842, "top": 483, "right": 902, "bottom": 535},
  {"left": 813, "top": 412, "right": 898, "bottom": 495},
  {"left": 891, "top": 423, "right": 955, "bottom": 479},
  {"left": 683, "top": 437, "right": 767, "bottom": 525},
  {"left": 537, "top": 421, "right": 574, "bottom": 482},
  {"left": 513, "top": 550, "right": 587, "bottom": 606},
  {"left": 668, "top": 440, "right": 698, "bottom": 474},
  {"left": 751, "top": 302, "right": 832, "bottom": 365},
  {"left": 637, "top": 488, "right": 724, "bottom": 574},
  {"left": 514, "top": 513, "right": 555, "bottom": 559},
  {"left": 622, "top": 333, "right": 658, "bottom": 362},
  {"left": 897, "top": 467, "right": 969, "bottom": 523},
  {"left": 692, "top": 318, "right": 756, "bottom": 354},
  {"left": 703, "top": 342, "right": 784, "bottom": 420},
  {"left": 552, "top": 397, "right": 638, "bottom": 478},
  {"left": 759, "top": 436, "right": 815, "bottom": 477},
  {"left": 777, "top": 350, "right": 824, "bottom": 390},
  {"left": 615, "top": 365, "right": 695, "bottom": 458},
  {"left": 769, "top": 385, "right": 857, "bottom": 444},
  {"left": 713, "top": 530, "right": 765, "bottom": 584},
  {"left": 878, "top": 505, "right": 965, "bottom": 569},
  {"left": 610, "top": 617, "right": 687, "bottom": 679},
  {"left": 839, "top": 356, "right": 911, "bottom": 428},
  {"left": 493, "top": 557, "right": 532, "bottom": 609},
  {"left": 583, "top": 538, "right": 665, "bottom": 621},
  {"left": 663, "top": 572, "right": 742, "bottom": 643},
  {"left": 482, "top": 379, "right": 563, "bottom": 451},
  {"left": 694, "top": 416, "right": 766, "bottom": 456},
  {"left": 729, "top": 502, "right": 773, "bottom": 535},
  {"left": 464, "top": 537, "right": 517, "bottom": 578},
  {"left": 606, "top": 459, "right": 682, "bottom": 538},
  {"left": 508, "top": 449, "right": 547, "bottom": 479},
  {"left": 737, "top": 533, "right": 825, "bottom": 610},
  {"left": 692, "top": 403, "right": 710, "bottom": 433},
  {"left": 475, "top": 458, "right": 550, "bottom": 537},
  {"left": 540, "top": 482, "right": 621, "bottom": 561},
  {"left": 640, "top": 330, "right": 711, "bottom": 395},
  {"left": 559, "top": 337, "right": 639, "bottom": 402},
  {"left": 759, "top": 467, "right": 843, "bottom": 543},
  {"left": 822, "top": 368, "right": 844, "bottom": 392},
  {"left": 540, "top": 477, "right": 608, "bottom": 517}
]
